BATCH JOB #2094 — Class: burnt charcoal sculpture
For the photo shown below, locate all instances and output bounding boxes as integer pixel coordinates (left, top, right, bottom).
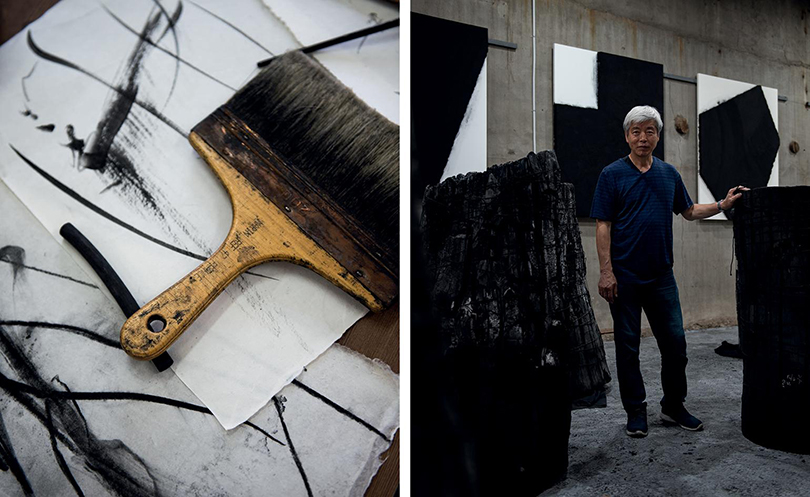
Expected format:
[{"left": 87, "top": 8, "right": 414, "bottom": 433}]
[
  {"left": 733, "top": 186, "right": 810, "bottom": 454},
  {"left": 420, "top": 151, "right": 611, "bottom": 495}
]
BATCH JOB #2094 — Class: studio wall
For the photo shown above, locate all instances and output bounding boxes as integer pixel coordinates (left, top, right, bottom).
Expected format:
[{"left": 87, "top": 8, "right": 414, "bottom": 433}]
[{"left": 412, "top": 0, "right": 810, "bottom": 332}]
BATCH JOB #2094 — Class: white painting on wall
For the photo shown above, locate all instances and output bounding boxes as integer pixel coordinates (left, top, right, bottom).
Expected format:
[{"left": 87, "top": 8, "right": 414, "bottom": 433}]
[
  {"left": 553, "top": 43, "right": 597, "bottom": 109},
  {"left": 441, "top": 57, "right": 488, "bottom": 181},
  {"left": 697, "top": 73, "right": 779, "bottom": 221}
]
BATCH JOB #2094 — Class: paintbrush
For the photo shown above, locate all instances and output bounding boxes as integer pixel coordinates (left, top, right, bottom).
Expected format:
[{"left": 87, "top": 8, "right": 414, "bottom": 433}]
[{"left": 119, "top": 50, "right": 399, "bottom": 360}]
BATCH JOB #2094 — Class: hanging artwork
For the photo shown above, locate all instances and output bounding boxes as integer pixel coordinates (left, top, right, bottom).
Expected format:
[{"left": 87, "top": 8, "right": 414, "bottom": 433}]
[
  {"left": 697, "top": 74, "right": 779, "bottom": 220},
  {"left": 553, "top": 44, "right": 665, "bottom": 217},
  {"left": 411, "top": 13, "right": 488, "bottom": 198}
]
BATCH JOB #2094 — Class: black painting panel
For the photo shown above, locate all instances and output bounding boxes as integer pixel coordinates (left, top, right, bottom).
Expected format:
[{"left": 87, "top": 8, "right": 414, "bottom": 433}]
[
  {"left": 554, "top": 51, "right": 664, "bottom": 217},
  {"left": 411, "top": 13, "right": 488, "bottom": 496},
  {"left": 699, "top": 86, "right": 779, "bottom": 201},
  {"left": 411, "top": 13, "right": 488, "bottom": 203}
]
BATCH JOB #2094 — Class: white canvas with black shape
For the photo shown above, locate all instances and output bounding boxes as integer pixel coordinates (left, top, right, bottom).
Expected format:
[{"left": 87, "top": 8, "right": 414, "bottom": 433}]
[{"left": 697, "top": 74, "right": 779, "bottom": 221}]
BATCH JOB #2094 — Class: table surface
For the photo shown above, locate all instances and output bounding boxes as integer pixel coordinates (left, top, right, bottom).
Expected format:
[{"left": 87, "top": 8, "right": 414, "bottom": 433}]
[{"left": 0, "top": 1, "right": 400, "bottom": 495}]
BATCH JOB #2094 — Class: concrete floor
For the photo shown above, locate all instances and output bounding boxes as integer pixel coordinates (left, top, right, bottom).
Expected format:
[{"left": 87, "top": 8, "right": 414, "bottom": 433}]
[{"left": 544, "top": 327, "right": 810, "bottom": 496}]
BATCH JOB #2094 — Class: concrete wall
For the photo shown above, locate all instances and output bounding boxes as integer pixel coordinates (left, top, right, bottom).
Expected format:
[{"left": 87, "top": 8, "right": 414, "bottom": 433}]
[{"left": 412, "top": 0, "right": 810, "bottom": 332}]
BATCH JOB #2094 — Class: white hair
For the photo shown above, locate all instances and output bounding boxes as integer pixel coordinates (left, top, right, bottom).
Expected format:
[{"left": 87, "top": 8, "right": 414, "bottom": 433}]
[{"left": 623, "top": 106, "right": 663, "bottom": 133}]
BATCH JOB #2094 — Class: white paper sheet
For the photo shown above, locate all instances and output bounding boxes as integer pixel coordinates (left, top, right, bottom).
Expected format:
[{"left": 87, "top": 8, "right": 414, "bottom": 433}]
[
  {"left": 0, "top": 0, "right": 398, "bottom": 429},
  {"left": 0, "top": 179, "right": 399, "bottom": 496}
]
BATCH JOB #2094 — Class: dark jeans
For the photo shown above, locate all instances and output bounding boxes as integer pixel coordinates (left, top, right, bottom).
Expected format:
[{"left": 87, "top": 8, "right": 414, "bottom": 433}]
[{"left": 609, "top": 270, "right": 688, "bottom": 413}]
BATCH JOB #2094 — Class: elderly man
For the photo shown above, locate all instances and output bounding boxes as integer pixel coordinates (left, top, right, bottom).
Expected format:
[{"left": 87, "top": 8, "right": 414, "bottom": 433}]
[{"left": 591, "top": 105, "right": 747, "bottom": 438}]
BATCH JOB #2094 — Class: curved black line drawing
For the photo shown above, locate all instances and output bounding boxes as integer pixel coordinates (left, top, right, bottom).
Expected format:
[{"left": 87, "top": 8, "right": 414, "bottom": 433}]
[
  {"left": 274, "top": 396, "right": 313, "bottom": 497},
  {"left": 10, "top": 144, "right": 279, "bottom": 281},
  {"left": 187, "top": 0, "right": 275, "bottom": 56},
  {"left": 11, "top": 144, "right": 205, "bottom": 261},
  {"left": 103, "top": 5, "right": 237, "bottom": 92},
  {"left": 0, "top": 249, "right": 98, "bottom": 289},
  {"left": 21, "top": 62, "right": 37, "bottom": 102},
  {"left": 0, "top": 370, "right": 285, "bottom": 447},
  {"left": 26, "top": 30, "right": 188, "bottom": 138},
  {"left": 0, "top": 320, "right": 119, "bottom": 348},
  {"left": 292, "top": 379, "right": 391, "bottom": 442},
  {"left": 148, "top": 0, "right": 183, "bottom": 107}
]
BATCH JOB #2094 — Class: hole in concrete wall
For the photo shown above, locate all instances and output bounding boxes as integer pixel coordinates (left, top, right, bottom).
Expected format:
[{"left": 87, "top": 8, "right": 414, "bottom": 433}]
[{"left": 674, "top": 115, "right": 689, "bottom": 135}]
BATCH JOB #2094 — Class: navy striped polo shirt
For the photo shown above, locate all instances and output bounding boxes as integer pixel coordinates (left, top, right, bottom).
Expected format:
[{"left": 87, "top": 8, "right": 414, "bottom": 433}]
[{"left": 590, "top": 156, "right": 693, "bottom": 285}]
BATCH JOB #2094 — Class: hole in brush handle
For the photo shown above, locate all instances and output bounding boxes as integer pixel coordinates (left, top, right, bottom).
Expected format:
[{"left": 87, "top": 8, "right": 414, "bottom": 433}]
[{"left": 147, "top": 315, "right": 167, "bottom": 333}]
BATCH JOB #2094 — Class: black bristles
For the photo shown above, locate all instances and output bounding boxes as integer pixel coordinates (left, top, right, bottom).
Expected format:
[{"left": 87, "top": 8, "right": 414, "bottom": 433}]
[{"left": 225, "top": 51, "right": 399, "bottom": 262}]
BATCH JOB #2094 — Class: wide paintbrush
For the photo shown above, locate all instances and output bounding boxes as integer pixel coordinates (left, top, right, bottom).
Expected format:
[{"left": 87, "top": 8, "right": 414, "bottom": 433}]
[{"left": 120, "top": 50, "right": 399, "bottom": 360}]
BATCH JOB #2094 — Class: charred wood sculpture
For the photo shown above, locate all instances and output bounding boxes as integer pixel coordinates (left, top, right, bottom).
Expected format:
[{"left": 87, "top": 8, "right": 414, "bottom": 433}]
[
  {"left": 733, "top": 186, "right": 810, "bottom": 454},
  {"left": 421, "top": 151, "right": 611, "bottom": 495}
]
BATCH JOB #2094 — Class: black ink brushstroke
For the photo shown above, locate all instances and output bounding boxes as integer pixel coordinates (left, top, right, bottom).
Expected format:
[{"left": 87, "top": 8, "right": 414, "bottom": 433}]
[
  {"left": 99, "top": 179, "right": 123, "bottom": 194},
  {"left": 291, "top": 379, "right": 391, "bottom": 442},
  {"left": 0, "top": 253, "right": 98, "bottom": 289},
  {"left": 0, "top": 328, "right": 161, "bottom": 496},
  {"left": 26, "top": 30, "right": 187, "bottom": 138},
  {"left": 274, "top": 396, "right": 313, "bottom": 497},
  {"left": 0, "top": 245, "right": 25, "bottom": 285},
  {"left": 21, "top": 63, "right": 36, "bottom": 102},
  {"left": 83, "top": 9, "right": 162, "bottom": 171},
  {"left": 22, "top": 32, "right": 279, "bottom": 281},
  {"left": 5, "top": 326, "right": 381, "bottom": 447},
  {"left": 65, "top": 124, "right": 85, "bottom": 167},
  {"left": 80, "top": 9, "right": 166, "bottom": 221},
  {"left": 0, "top": 320, "right": 119, "bottom": 349},
  {"left": 149, "top": 0, "right": 183, "bottom": 105},
  {"left": 0, "top": 370, "right": 285, "bottom": 447},
  {"left": 20, "top": 107, "right": 38, "bottom": 120},
  {"left": 9, "top": 144, "right": 279, "bottom": 282},
  {"left": 0, "top": 411, "right": 34, "bottom": 495},
  {"left": 188, "top": 0, "right": 274, "bottom": 55},
  {"left": 45, "top": 400, "right": 86, "bottom": 497},
  {"left": 36, "top": 124, "right": 55, "bottom": 132},
  {"left": 356, "top": 14, "right": 382, "bottom": 54},
  {"left": 103, "top": 5, "right": 236, "bottom": 91},
  {"left": 11, "top": 144, "right": 204, "bottom": 261},
  {"left": 52, "top": 376, "right": 91, "bottom": 436}
]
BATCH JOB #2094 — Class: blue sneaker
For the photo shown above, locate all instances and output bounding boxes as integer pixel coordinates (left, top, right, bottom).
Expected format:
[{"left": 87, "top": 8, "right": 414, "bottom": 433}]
[
  {"left": 661, "top": 404, "right": 703, "bottom": 431},
  {"left": 626, "top": 407, "right": 648, "bottom": 437}
]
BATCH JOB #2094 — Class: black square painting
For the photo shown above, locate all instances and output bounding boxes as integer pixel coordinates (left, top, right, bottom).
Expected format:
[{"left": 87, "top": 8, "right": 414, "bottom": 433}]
[
  {"left": 411, "top": 13, "right": 488, "bottom": 202},
  {"left": 553, "top": 47, "right": 664, "bottom": 218}
]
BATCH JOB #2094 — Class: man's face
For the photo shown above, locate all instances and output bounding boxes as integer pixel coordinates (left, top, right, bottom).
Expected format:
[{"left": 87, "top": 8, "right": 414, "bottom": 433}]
[{"left": 625, "top": 119, "right": 659, "bottom": 158}]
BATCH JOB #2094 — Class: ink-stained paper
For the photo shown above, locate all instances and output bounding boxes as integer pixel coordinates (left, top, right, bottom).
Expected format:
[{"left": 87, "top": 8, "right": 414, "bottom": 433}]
[
  {"left": 0, "top": 0, "right": 398, "bottom": 430},
  {"left": 0, "top": 178, "right": 400, "bottom": 496}
]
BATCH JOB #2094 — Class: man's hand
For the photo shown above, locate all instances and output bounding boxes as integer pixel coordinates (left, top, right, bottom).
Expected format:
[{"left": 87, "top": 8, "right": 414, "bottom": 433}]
[
  {"left": 598, "top": 269, "right": 618, "bottom": 304},
  {"left": 720, "top": 185, "right": 750, "bottom": 210}
]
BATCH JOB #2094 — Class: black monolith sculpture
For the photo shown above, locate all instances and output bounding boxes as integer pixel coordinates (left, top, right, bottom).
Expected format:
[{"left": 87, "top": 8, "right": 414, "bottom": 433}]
[
  {"left": 734, "top": 186, "right": 810, "bottom": 454},
  {"left": 421, "top": 151, "right": 611, "bottom": 495}
]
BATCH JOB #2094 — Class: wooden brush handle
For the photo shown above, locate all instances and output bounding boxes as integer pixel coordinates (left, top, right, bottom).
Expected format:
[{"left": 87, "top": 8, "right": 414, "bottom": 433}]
[
  {"left": 120, "top": 132, "right": 381, "bottom": 360},
  {"left": 119, "top": 221, "right": 261, "bottom": 360}
]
